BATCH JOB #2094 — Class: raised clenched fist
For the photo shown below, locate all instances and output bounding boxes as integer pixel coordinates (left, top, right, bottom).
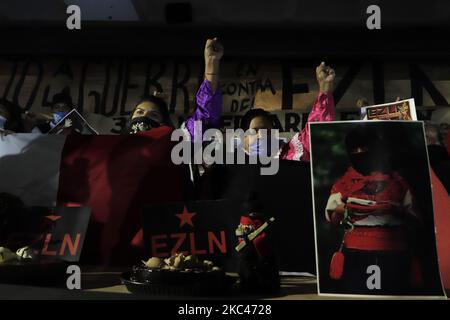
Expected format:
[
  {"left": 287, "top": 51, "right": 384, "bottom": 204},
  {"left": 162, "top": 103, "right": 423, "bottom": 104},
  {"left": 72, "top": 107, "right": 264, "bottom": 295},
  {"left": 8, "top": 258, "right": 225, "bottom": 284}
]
[
  {"left": 316, "top": 62, "right": 335, "bottom": 93},
  {"left": 204, "top": 38, "right": 224, "bottom": 63}
]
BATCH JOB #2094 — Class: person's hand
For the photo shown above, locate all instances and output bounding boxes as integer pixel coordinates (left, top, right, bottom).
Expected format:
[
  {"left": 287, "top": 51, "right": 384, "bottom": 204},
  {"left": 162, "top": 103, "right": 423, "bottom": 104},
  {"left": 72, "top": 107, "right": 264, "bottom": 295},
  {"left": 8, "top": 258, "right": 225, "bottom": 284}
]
[
  {"left": 204, "top": 38, "right": 223, "bottom": 90},
  {"left": 64, "top": 118, "right": 73, "bottom": 128},
  {"left": 316, "top": 62, "right": 335, "bottom": 93},
  {"left": 327, "top": 204, "right": 346, "bottom": 226},
  {"left": 356, "top": 97, "right": 369, "bottom": 108},
  {"left": 335, "top": 204, "right": 346, "bottom": 215},
  {"left": 204, "top": 37, "right": 224, "bottom": 63}
]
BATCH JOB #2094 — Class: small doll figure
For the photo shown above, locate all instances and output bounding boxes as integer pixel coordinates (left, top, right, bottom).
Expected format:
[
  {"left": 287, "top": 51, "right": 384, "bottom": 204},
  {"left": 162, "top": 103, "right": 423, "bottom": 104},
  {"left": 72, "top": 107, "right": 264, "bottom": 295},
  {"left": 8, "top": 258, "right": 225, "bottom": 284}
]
[{"left": 235, "top": 192, "right": 279, "bottom": 294}]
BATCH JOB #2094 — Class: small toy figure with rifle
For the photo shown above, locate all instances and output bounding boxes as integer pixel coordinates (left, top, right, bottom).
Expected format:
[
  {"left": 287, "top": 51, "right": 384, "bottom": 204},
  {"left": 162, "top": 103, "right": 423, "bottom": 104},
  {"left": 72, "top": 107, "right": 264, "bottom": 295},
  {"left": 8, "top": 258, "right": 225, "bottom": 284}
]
[{"left": 235, "top": 192, "right": 279, "bottom": 294}]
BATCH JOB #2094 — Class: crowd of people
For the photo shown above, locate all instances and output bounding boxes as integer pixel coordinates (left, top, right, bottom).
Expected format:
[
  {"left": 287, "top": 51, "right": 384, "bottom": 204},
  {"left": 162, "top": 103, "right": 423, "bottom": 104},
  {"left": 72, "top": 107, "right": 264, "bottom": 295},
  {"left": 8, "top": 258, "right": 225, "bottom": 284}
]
[
  {"left": 0, "top": 39, "right": 448, "bottom": 157},
  {"left": 1, "top": 38, "right": 448, "bottom": 190},
  {"left": 1, "top": 35, "right": 449, "bottom": 216}
]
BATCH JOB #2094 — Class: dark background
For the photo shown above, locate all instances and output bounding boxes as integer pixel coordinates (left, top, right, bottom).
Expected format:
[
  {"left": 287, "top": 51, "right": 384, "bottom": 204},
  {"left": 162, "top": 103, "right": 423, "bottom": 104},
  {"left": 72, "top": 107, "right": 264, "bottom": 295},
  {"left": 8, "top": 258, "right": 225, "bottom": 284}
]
[{"left": 0, "top": 0, "right": 450, "bottom": 58}]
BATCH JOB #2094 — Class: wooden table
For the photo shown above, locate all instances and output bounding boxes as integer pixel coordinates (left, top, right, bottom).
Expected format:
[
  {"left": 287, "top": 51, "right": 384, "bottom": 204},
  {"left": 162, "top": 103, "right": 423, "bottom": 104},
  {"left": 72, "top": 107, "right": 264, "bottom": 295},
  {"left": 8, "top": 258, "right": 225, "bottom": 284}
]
[{"left": 0, "top": 269, "right": 447, "bottom": 300}]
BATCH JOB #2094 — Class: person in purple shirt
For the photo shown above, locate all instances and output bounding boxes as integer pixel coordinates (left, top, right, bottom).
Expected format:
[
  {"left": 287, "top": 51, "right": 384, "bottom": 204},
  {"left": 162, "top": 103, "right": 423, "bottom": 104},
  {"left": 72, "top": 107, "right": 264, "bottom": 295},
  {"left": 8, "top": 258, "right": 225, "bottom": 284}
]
[
  {"left": 183, "top": 38, "right": 223, "bottom": 140},
  {"left": 125, "top": 37, "right": 224, "bottom": 138}
]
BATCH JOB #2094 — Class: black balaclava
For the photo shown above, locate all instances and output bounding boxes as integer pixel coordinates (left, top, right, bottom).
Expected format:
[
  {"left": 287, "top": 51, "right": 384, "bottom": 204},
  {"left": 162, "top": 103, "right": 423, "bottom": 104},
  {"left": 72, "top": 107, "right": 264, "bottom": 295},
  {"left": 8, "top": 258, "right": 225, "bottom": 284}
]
[
  {"left": 242, "top": 191, "right": 265, "bottom": 220},
  {"left": 345, "top": 125, "right": 390, "bottom": 176},
  {"left": 127, "top": 116, "right": 160, "bottom": 134}
]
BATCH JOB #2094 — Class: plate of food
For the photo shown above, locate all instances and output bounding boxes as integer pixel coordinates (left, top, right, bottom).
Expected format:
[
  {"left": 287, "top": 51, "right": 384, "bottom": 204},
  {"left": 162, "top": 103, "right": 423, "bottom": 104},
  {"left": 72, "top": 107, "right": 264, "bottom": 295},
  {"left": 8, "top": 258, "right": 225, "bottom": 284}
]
[
  {"left": 121, "top": 252, "right": 237, "bottom": 297},
  {"left": 0, "top": 246, "right": 67, "bottom": 286}
]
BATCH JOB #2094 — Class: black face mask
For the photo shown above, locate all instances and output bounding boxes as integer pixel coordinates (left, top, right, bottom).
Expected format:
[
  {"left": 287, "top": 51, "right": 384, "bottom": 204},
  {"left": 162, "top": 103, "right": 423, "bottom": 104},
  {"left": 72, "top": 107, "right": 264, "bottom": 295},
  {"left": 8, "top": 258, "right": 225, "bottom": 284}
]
[
  {"left": 127, "top": 116, "right": 160, "bottom": 134},
  {"left": 349, "top": 150, "right": 389, "bottom": 176}
]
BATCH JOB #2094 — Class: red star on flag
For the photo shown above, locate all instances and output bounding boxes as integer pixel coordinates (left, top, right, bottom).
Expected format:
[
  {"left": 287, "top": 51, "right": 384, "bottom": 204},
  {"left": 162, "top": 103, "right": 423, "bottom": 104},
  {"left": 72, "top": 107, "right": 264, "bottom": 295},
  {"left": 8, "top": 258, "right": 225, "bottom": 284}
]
[{"left": 175, "top": 206, "right": 196, "bottom": 227}]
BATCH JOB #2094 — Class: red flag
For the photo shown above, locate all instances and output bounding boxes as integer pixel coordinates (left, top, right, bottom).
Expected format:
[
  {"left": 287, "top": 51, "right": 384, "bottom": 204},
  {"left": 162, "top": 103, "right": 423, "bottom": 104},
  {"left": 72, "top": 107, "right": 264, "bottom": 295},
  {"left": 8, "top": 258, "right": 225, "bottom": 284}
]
[
  {"left": 54, "top": 127, "right": 185, "bottom": 265},
  {"left": 431, "top": 169, "right": 450, "bottom": 290}
]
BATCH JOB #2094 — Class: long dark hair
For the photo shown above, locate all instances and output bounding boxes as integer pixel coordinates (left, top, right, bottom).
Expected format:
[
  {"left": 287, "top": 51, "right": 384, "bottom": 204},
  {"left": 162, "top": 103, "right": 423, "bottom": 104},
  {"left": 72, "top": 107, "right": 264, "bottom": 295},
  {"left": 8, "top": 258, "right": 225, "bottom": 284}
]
[
  {"left": 123, "top": 95, "right": 172, "bottom": 134},
  {"left": 240, "top": 108, "right": 273, "bottom": 130},
  {"left": 133, "top": 95, "right": 171, "bottom": 124},
  {"left": 0, "top": 99, "right": 24, "bottom": 132}
]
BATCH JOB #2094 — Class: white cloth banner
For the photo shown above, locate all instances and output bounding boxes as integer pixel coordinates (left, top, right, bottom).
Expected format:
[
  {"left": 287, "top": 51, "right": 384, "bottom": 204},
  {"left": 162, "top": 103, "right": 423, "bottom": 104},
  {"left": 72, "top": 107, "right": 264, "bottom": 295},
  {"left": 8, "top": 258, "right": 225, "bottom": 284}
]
[{"left": 0, "top": 133, "right": 66, "bottom": 206}]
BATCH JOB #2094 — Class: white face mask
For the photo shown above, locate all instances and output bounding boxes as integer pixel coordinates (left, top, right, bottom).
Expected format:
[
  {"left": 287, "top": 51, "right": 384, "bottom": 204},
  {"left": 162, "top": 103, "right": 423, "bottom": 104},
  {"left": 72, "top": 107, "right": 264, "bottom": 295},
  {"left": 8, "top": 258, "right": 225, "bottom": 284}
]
[{"left": 0, "top": 115, "right": 7, "bottom": 130}]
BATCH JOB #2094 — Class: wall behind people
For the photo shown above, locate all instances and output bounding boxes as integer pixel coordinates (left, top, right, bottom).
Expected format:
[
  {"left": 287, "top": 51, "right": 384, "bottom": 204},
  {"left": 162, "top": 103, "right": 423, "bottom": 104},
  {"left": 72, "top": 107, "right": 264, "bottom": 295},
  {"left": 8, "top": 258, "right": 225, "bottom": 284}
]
[{"left": 1, "top": 57, "right": 450, "bottom": 137}]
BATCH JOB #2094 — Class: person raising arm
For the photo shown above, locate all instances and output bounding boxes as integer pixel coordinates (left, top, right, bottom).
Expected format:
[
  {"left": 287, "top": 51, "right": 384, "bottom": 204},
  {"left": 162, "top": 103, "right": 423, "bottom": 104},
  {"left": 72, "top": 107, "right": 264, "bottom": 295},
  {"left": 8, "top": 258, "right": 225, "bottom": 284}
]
[
  {"left": 183, "top": 38, "right": 224, "bottom": 141},
  {"left": 280, "top": 62, "right": 335, "bottom": 161}
]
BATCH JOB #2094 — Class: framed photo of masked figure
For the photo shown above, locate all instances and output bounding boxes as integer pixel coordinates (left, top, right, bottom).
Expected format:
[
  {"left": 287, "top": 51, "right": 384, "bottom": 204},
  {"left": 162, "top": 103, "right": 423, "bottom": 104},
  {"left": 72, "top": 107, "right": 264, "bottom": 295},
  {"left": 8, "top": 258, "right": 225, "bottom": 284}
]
[{"left": 309, "top": 120, "right": 446, "bottom": 298}]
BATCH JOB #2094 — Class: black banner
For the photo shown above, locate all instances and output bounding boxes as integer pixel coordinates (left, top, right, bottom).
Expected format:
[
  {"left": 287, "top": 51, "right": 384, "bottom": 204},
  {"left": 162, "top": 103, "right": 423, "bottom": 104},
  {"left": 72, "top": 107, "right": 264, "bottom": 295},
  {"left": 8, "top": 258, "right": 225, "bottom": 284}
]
[{"left": 141, "top": 160, "right": 316, "bottom": 273}]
